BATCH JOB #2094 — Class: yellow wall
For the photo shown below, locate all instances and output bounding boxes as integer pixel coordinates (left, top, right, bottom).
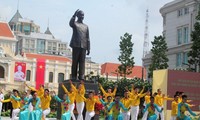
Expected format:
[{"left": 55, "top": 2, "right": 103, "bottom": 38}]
[{"left": 153, "top": 69, "right": 170, "bottom": 119}]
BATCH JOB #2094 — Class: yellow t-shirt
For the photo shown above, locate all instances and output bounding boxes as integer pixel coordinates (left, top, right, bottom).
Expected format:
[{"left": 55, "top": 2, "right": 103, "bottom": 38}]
[
  {"left": 40, "top": 95, "right": 51, "bottom": 110},
  {"left": 62, "top": 84, "right": 76, "bottom": 104},
  {"left": 171, "top": 100, "right": 179, "bottom": 116}
]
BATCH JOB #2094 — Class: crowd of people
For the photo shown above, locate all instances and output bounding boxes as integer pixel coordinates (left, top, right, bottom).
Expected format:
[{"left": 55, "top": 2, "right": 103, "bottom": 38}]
[{"left": 0, "top": 80, "right": 199, "bottom": 120}]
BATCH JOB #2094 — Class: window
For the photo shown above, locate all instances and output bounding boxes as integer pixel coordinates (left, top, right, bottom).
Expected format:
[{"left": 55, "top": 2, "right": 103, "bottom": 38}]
[
  {"left": 184, "top": 8, "right": 189, "bottom": 15},
  {"left": 183, "top": 27, "right": 189, "bottom": 43},
  {"left": 49, "top": 72, "right": 53, "bottom": 83},
  {"left": 183, "top": 52, "right": 188, "bottom": 64},
  {"left": 58, "top": 73, "right": 64, "bottom": 83},
  {"left": 0, "top": 66, "right": 5, "bottom": 78},
  {"left": 178, "top": 9, "right": 183, "bottom": 16},
  {"left": 177, "top": 28, "right": 182, "bottom": 45},
  {"left": 26, "top": 70, "right": 31, "bottom": 81},
  {"left": 177, "top": 26, "right": 189, "bottom": 45},
  {"left": 37, "top": 39, "right": 45, "bottom": 53},
  {"left": 176, "top": 53, "right": 182, "bottom": 67}
]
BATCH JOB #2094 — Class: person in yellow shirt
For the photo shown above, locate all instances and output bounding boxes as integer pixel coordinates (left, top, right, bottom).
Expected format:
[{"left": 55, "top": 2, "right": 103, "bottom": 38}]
[
  {"left": 61, "top": 80, "right": 76, "bottom": 120},
  {"left": 1, "top": 89, "right": 21, "bottom": 120},
  {"left": 142, "top": 90, "right": 151, "bottom": 120},
  {"left": 171, "top": 94, "right": 179, "bottom": 120},
  {"left": 80, "top": 91, "right": 100, "bottom": 120},
  {"left": 120, "top": 91, "right": 131, "bottom": 120},
  {"left": 99, "top": 83, "right": 117, "bottom": 102},
  {"left": 154, "top": 89, "right": 173, "bottom": 120},
  {"left": 40, "top": 89, "right": 51, "bottom": 120},
  {"left": 72, "top": 80, "right": 85, "bottom": 120},
  {"left": 24, "top": 82, "right": 44, "bottom": 98},
  {"left": 130, "top": 86, "right": 146, "bottom": 120}
]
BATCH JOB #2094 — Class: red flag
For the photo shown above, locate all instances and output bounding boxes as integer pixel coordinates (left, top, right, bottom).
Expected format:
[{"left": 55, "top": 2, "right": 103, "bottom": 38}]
[
  {"left": 14, "top": 62, "right": 26, "bottom": 81},
  {"left": 35, "top": 59, "right": 45, "bottom": 89}
]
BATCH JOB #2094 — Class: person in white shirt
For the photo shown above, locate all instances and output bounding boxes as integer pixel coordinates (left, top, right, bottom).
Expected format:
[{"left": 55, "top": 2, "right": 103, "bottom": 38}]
[{"left": 0, "top": 88, "right": 4, "bottom": 118}]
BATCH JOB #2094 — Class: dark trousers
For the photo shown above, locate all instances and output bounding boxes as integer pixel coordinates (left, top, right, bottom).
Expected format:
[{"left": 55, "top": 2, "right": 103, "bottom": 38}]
[{"left": 72, "top": 47, "right": 86, "bottom": 80}]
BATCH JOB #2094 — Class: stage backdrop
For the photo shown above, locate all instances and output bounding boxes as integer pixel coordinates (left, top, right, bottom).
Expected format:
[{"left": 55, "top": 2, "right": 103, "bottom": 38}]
[
  {"left": 14, "top": 62, "right": 26, "bottom": 81},
  {"left": 153, "top": 69, "right": 200, "bottom": 120}
]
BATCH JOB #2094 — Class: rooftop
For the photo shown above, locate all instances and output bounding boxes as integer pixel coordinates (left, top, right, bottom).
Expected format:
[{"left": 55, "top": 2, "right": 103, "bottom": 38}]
[
  {"left": 26, "top": 53, "right": 72, "bottom": 62},
  {"left": 101, "top": 62, "right": 146, "bottom": 79},
  {"left": 0, "top": 22, "right": 15, "bottom": 39}
]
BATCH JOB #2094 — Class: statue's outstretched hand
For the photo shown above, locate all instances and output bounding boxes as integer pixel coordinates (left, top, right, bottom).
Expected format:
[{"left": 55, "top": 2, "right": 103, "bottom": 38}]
[{"left": 74, "top": 9, "right": 79, "bottom": 17}]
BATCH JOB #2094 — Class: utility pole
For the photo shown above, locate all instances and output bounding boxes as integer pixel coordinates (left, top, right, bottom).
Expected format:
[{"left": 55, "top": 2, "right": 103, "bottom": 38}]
[{"left": 142, "top": 9, "right": 149, "bottom": 81}]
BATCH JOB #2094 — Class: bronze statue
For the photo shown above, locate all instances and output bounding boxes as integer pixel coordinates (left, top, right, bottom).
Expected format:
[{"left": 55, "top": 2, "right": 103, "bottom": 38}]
[{"left": 69, "top": 9, "right": 90, "bottom": 80}]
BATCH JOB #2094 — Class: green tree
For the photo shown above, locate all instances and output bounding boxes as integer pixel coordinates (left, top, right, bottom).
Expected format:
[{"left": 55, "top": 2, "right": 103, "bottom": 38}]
[
  {"left": 117, "top": 33, "right": 135, "bottom": 78},
  {"left": 148, "top": 35, "right": 169, "bottom": 78},
  {"left": 188, "top": 10, "right": 200, "bottom": 72}
]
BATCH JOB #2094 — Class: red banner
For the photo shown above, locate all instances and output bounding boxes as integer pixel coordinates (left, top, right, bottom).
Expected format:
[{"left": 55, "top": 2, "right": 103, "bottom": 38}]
[
  {"left": 35, "top": 59, "right": 45, "bottom": 89},
  {"left": 14, "top": 62, "right": 26, "bottom": 81}
]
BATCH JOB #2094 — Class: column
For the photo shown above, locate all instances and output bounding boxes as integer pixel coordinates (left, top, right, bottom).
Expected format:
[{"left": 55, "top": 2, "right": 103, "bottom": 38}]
[
  {"left": 54, "top": 61, "right": 58, "bottom": 83},
  {"left": 32, "top": 62, "right": 36, "bottom": 83},
  {"left": 65, "top": 62, "right": 70, "bottom": 79},
  {"left": 7, "top": 63, "right": 11, "bottom": 83},
  {"left": 45, "top": 60, "right": 49, "bottom": 83}
]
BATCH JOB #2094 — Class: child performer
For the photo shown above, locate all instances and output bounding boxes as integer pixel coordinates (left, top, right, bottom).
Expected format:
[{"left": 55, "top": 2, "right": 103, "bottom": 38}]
[
  {"left": 100, "top": 96, "right": 113, "bottom": 120},
  {"left": 40, "top": 89, "right": 51, "bottom": 120},
  {"left": 61, "top": 80, "right": 76, "bottom": 120},
  {"left": 0, "top": 88, "right": 4, "bottom": 119},
  {"left": 52, "top": 91, "right": 71, "bottom": 120},
  {"left": 1, "top": 89, "right": 21, "bottom": 120},
  {"left": 142, "top": 90, "right": 151, "bottom": 120},
  {"left": 171, "top": 94, "right": 179, "bottom": 120},
  {"left": 129, "top": 87, "right": 146, "bottom": 120},
  {"left": 120, "top": 91, "right": 132, "bottom": 120},
  {"left": 107, "top": 95, "right": 129, "bottom": 120},
  {"left": 80, "top": 91, "right": 100, "bottom": 120},
  {"left": 99, "top": 83, "right": 117, "bottom": 102},
  {"left": 21, "top": 91, "right": 42, "bottom": 120},
  {"left": 72, "top": 80, "right": 85, "bottom": 120},
  {"left": 143, "top": 96, "right": 163, "bottom": 120},
  {"left": 177, "top": 95, "right": 200, "bottom": 120}
]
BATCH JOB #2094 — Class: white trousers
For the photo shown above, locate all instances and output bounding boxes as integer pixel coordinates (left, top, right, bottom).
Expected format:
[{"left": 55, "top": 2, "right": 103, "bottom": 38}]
[
  {"left": 43, "top": 108, "right": 50, "bottom": 119},
  {"left": 0, "top": 102, "right": 2, "bottom": 116},
  {"left": 170, "top": 116, "right": 177, "bottom": 120},
  {"left": 122, "top": 111, "right": 131, "bottom": 120},
  {"left": 69, "top": 103, "right": 76, "bottom": 120},
  {"left": 131, "top": 106, "right": 139, "bottom": 120},
  {"left": 85, "top": 111, "right": 95, "bottom": 120},
  {"left": 76, "top": 102, "right": 85, "bottom": 120},
  {"left": 155, "top": 106, "right": 164, "bottom": 120},
  {"left": 12, "top": 108, "right": 20, "bottom": 120},
  {"left": 142, "top": 110, "right": 148, "bottom": 120}
]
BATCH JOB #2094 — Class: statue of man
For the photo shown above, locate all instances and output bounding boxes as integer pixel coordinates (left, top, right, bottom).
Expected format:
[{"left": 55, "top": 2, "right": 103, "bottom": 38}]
[{"left": 69, "top": 9, "right": 90, "bottom": 80}]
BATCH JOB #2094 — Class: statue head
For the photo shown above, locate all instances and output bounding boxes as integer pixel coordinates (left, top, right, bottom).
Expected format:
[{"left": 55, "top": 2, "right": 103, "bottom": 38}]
[{"left": 77, "top": 10, "right": 84, "bottom": 21}]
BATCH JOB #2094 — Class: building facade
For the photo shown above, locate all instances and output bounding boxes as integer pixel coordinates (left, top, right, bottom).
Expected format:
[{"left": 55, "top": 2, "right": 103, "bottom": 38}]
[
  {"left": 8, "top": 10, "right": 72, "bottom": 57},
  {"left": 143, "top": 0, "right": 200, "bottom": 77}
]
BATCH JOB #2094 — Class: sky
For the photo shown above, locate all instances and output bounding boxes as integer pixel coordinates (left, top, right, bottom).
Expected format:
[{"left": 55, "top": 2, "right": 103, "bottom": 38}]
[{"left": 0, "top": 0, "right": 174, "bottom": 65}]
